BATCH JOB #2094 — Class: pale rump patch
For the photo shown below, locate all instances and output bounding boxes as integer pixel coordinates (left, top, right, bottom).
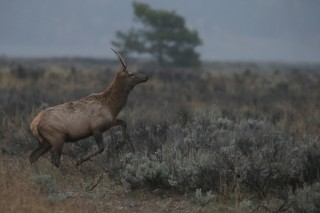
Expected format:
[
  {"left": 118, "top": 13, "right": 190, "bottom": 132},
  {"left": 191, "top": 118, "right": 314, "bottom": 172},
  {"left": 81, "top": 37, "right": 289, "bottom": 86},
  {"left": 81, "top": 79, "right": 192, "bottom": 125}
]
[{"left": 30, "top": 111, "right": 44, "bottom": 143}]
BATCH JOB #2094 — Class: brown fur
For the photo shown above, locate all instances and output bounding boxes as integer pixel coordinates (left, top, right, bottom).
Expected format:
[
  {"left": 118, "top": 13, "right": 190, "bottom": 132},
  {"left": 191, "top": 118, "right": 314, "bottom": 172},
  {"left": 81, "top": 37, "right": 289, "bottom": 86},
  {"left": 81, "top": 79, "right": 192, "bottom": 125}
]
[{"left": 29, "top": 50, "right": 148, "bottom": 167}]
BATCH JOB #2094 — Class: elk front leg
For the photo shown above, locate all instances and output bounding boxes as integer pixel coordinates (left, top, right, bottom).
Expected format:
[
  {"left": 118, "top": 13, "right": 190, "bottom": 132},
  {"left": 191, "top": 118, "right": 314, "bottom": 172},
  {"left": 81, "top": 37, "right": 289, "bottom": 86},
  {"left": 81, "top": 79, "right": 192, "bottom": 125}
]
[
  {"left": 77, "top": 131, "right": 105, "bottom": 166},
  {"left": 114, "top": 119, "right": 127, "bottom": 150}
]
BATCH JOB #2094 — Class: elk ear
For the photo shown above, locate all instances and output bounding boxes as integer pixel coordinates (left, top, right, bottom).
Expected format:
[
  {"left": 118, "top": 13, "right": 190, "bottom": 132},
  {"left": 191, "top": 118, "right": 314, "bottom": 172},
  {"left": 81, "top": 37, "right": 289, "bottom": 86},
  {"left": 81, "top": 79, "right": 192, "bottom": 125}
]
[{"left": 111, "top": 48, "right": 128, "bottom": 73}]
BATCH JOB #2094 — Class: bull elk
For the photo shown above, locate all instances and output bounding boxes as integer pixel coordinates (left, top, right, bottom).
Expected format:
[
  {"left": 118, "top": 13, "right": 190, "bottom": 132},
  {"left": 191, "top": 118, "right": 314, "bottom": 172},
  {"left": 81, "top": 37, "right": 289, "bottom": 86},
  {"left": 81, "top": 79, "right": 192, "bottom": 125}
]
[{"left": 29, "top": 49, "right": 148, "bottom": 167}]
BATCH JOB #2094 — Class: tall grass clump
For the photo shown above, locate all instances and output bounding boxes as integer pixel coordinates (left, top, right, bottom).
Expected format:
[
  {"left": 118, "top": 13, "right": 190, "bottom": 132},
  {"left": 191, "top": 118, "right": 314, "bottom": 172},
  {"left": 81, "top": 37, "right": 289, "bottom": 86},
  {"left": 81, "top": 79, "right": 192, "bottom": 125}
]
[{"left": 194, "top": 188, "right": 215, "bottom": 206}]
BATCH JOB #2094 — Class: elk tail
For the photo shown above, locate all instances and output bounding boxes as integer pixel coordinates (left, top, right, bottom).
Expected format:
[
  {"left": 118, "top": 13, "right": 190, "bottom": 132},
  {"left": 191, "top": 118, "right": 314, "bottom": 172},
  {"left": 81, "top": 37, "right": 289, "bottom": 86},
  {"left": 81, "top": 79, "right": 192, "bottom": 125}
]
[{"left": 30, "top": 111, "right": 44, "bottom": 143}]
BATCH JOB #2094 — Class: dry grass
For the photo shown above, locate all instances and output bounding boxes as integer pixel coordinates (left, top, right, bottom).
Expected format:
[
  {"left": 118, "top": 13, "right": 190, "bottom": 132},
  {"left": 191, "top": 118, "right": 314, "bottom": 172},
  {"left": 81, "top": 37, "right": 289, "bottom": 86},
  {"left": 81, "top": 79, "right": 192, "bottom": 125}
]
[
  {"left": 0, "top": 58, "right": 319, "bottom": 212},
  {"left": 1, "top": 154, "right": 249, "bottom": 213}
]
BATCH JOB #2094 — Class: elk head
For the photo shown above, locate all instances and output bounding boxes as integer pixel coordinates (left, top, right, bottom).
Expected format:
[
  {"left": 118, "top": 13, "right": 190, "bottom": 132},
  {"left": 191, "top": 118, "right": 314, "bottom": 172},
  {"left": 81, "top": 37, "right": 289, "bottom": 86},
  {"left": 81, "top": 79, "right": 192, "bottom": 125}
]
[{"left": 112, "top": 48, "right": 148, "bottom": 92}]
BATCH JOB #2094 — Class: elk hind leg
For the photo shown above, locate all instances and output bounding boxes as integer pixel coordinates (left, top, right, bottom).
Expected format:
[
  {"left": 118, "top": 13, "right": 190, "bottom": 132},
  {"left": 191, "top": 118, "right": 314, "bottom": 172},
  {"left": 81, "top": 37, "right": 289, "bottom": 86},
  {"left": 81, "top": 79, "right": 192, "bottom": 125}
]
[
  {"left": 29, "top": 140, "right": 51, "bottom": 164},
  {"left": 51, "top": 142, "right": 64, "bottom": 168}
]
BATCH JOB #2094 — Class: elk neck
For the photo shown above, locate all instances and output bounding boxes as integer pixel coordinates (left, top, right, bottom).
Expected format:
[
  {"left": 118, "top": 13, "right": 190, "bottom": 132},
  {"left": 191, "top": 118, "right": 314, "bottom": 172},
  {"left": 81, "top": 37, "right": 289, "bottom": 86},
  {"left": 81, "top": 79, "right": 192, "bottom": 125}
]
[{"left": 102, "top": 73, "right": 129, "bottom": 117}]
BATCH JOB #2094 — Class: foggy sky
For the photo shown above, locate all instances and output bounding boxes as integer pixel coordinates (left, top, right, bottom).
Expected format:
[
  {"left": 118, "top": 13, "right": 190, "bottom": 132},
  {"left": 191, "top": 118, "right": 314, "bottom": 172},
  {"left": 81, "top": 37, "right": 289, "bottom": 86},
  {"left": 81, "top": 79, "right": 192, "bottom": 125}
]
[{"left": 0, "top": 0, "right": 319, "bottom": 62}]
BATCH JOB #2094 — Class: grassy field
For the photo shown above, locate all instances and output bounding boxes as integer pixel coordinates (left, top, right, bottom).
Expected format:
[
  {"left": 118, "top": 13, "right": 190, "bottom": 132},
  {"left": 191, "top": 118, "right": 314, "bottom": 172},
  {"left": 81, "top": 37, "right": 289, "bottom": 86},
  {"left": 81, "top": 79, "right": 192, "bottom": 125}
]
[{"left": 0, "top": 58, "right": 319, "bottom": 212}]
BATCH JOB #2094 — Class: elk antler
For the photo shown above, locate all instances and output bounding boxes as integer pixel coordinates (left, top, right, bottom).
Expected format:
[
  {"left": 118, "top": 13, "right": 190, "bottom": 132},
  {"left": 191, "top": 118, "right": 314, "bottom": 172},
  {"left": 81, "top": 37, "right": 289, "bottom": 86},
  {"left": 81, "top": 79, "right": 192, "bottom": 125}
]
[{"left": 111, "top": 48, "right": 127, "bottom": 69}]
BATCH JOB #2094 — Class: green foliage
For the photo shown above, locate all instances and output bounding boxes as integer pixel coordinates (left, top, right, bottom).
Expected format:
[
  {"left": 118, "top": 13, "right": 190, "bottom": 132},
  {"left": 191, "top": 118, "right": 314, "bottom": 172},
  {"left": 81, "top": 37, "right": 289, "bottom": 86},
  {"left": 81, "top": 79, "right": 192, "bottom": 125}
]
[
  {"left": 194, "top": 188, "right": 215, "bottom": 206},
  {"left": 32, "top": 173, "right": 56, "bottom": 193},
  {"left": 290, "top": 182, "right": 320, "bottom": 213},
  {"left": 112, "top": 2, "right": 202, "bottom": 67},
  {"left": 47, "top": 192, "right": 68, "bottom": 203},
  {"left": 102, "top": 113, "right": 320, "bottom": 202},
  {"left": 32, "top": 172, "right": 68, "bottom": 203}
]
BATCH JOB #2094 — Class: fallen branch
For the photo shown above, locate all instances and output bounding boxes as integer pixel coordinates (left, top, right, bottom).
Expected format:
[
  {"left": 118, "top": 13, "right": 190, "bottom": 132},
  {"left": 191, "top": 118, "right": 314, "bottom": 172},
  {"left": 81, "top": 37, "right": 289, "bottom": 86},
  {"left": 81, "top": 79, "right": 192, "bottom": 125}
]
[{"left": 86, "top": 174, "right": 103, "bottom": 192}]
